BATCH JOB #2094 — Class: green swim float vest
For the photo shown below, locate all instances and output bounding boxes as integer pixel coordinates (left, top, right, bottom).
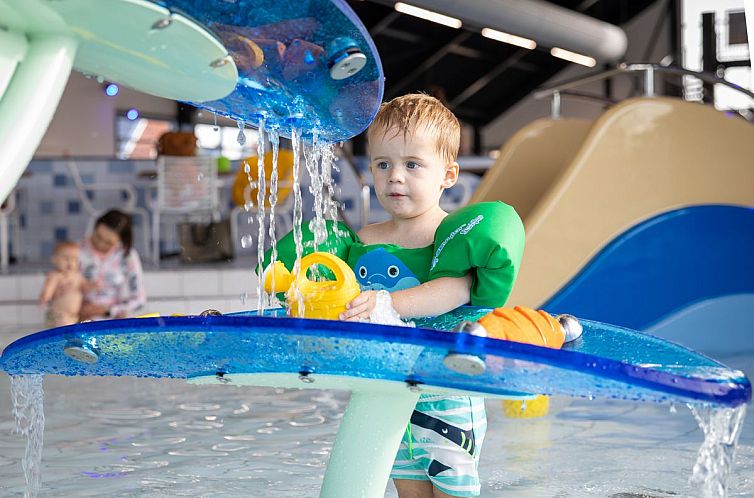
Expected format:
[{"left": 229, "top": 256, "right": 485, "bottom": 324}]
[{"left": 262, "top": 201, "right": 525, "bottom": 308}]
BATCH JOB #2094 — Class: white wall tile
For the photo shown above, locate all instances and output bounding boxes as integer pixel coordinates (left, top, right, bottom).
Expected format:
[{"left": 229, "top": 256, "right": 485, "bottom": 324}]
[
  {"left": 0, "top": 275, "right": 19, "bottom": 301},
  {"left": 143, "top": 272, "right": 182, "bottom": 299},
  {"left": 0, "top": 304, "right": 19, "bottom": 325},
  {"left": 181, "top": 270, "right": 221, "bottom": 297},
  {"left": 220, "top": 269, "right": 257, "bottom": 297},
  {"left": 18, "top": 305, "right": 44, "bottom": 328},
  {"left": 19, "top": 273, "right": 46, "bottom": 301}
]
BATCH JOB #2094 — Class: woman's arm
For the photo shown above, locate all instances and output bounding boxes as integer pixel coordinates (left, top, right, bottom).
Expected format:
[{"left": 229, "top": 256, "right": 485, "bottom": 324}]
[
  {"left": 109, "top": 251, "right": 147, "bottom": 318},
  {"left": 341, "top": 274, "right": 472, "bottom": 320}
]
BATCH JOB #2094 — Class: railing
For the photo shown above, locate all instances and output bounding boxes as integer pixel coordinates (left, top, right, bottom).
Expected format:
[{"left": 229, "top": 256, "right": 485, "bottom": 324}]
[
  {"left": 534, "top": 63, "right": 754, "bottom": 120},
  {"left": 335, "top": 147, "right": 371, "bottom": 228}
]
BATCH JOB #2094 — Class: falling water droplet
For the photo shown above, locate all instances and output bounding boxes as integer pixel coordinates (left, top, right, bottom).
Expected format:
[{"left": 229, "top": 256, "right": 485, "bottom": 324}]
[
  {"left": 241, "top": 235, "right": 253, "bottom": 248},
  {"left": 237, "top": 122, "right": 246, "bottom": 146},
  {"left": 213, "top": 114, "right": 219, "bottom": 132},
  {"left": 670, "top": 404, "right": 677, "bottom": 413},
  {"left": 521, "top": 400, "right": 527, "bottom": 412}
]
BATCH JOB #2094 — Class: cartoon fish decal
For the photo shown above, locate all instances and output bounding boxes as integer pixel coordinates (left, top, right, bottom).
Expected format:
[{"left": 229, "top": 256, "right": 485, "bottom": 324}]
[{"left": 353, "top": 248, "right": 420, "bottom": 292}]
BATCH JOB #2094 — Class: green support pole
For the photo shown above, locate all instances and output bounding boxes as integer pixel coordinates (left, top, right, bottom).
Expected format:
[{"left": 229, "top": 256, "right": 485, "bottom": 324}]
[{"left": 320, "top": 385, "right": 419, "bottom": 498}]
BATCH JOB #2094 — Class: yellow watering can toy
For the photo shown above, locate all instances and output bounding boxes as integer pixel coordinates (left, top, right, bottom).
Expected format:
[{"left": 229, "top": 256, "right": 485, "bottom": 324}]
[{"left": 263, "top": 252, "right": 361, "bottom": 320}]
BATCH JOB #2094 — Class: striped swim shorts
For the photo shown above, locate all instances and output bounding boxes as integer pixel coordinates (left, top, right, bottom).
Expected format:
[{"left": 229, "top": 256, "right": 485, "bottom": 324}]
[{"left": 390, "top": 395, "right": 487, "bottom": 497}]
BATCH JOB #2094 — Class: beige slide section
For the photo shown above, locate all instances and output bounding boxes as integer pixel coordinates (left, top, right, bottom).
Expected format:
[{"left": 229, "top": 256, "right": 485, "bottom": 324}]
[
  {"left": 477, "top": 97, "right": 754, "bottom": 307},
  {"left": 472, "top": 117, "right": 592, "bottom": 220}
]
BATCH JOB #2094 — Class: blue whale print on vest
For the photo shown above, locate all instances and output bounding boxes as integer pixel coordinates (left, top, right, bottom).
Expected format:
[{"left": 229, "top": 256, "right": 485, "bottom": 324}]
[{"left": 354, "top": 248, "right": 421, "bottom": 292}]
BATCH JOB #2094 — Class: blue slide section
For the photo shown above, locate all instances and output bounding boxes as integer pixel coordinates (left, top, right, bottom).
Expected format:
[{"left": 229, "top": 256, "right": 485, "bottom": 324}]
[{"left": 544, "top": 205, "right": 754, "bottom": 331}]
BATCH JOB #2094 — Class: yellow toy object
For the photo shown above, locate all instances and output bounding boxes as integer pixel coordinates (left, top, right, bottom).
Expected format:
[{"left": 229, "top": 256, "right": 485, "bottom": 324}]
[
  {"left": 475, "top": 306, "right": 567, "bottom": 419},
  {"left": 232, "top": 149, "right": 294, "bottom": 208},
  {"left": 263, "top": 252, "right": 360, "bottom": 320},
  {"left": 502, "top": 395, "right": 550, "bottom": 419}
]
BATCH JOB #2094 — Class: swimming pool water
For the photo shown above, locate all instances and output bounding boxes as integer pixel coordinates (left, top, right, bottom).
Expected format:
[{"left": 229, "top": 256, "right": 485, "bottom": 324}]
[{"left": 0, "top": 330, "right": 751, "bottom": 497}]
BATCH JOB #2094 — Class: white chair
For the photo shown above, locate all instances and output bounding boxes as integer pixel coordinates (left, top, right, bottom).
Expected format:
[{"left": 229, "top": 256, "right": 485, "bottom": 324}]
[
  {"left": 152, "top": 156, "right": 220, "bottom": 264},
  {"left": 230, "top": 179, "right": 295, "bottom": 252},
  {"left": 66, "top": 160, "right": 151, "bottom": 260}
]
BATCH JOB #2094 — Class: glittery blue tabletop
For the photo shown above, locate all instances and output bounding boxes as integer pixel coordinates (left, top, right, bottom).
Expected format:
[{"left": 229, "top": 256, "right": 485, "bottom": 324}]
[{"left": 0, "top": 308, "right": 750, "bottom": 408}]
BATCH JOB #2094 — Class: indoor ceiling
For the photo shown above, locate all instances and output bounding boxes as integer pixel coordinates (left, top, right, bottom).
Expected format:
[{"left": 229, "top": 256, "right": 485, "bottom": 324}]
[{"left": 347, "top": 0, "right": 660, "bottom": 129}]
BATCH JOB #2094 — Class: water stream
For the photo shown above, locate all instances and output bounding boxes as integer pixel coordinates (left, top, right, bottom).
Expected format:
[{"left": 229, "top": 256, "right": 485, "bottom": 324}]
[
  {"left": 255, "top": 119, "right": 267, "bottom": 314},
  {"left": 10, "top": 374, "right": 45, "bottom": 498},
  {"left": 689, "top": 404, "right": 747, "bottom": 497}
]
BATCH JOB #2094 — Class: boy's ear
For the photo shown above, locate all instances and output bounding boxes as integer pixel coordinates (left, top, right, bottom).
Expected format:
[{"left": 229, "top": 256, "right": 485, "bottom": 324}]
[{"left": 442, "top": 161, "right": 460, "bottom": 189}]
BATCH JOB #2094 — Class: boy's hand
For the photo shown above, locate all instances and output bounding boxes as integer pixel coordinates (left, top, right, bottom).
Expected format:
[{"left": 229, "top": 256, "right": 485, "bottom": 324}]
[{"left": 340, "top": 291, "right": 383, "bottom": 321}]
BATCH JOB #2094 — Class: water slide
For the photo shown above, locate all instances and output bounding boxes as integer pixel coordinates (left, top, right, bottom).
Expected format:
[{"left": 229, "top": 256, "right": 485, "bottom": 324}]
[{"left": 473, "top": 96, "right": 754, "bottom": 350}]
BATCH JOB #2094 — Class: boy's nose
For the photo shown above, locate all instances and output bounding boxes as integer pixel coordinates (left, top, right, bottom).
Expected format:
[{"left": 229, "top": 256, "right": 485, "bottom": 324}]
[{"left": 388, "top": 169, "right": 404, "bottom": 183}]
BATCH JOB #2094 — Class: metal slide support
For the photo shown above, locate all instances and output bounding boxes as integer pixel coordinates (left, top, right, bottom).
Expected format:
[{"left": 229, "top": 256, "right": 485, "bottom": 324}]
[{"left": 0, "top": 33, "right": 77, "bottom": 206}]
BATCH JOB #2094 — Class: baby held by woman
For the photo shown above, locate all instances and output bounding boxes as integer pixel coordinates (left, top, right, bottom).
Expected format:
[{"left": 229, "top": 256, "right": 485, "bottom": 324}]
[{"left": 38, "top": 241, "right": 94, "bottom": 327}]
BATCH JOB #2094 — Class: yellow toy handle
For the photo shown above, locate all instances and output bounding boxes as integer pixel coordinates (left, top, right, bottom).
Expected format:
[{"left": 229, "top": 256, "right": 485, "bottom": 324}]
[
  {"left": 296, "top": 252, "right": 349, "bottom": 290},
  {"left": 263, "top": 252, "right": 354, "bottom": 295}
]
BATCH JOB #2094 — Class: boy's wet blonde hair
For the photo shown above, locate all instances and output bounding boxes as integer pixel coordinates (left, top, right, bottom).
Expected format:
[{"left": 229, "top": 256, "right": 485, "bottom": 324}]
[{"left": 367, "top": 93, "right": 460, "bottom": 163}]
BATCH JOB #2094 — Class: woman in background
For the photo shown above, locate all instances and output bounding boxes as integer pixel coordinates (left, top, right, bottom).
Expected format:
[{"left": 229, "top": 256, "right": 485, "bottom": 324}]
[{"left": 79, "top": 209, "right": 146, "bottom": 320}]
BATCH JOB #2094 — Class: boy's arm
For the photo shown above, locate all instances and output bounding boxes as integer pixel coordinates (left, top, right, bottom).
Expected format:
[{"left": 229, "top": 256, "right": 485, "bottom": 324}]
[
  {"left": 341, "top": 274, "right": 472, "bottom": 320},
  {"left": 38, "top": 273, "right": 59, "bottom": 306}
]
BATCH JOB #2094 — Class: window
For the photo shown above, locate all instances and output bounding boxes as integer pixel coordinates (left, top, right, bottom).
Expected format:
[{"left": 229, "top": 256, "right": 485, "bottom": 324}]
[
  {"left": 194, "top": 124, "right": 259, "bottom": 160},
  {"left": 115, "top": 114, "right": 175, "bottom": 159}
]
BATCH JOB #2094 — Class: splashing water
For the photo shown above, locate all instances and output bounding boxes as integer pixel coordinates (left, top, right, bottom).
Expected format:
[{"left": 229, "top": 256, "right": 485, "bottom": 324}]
[
  {"left": 266, "top": 129, "right": 281, "bottom": 306},
  {"left": 689, "top": 403, "right": 747, "bottom": 497},
  {"left": 240, "top": 234, "right": 253, "bottom": 249},
  {"left": 321, "top": 143, "right": 340, "bottom": 227},
  {"left": 237, "top": 121, "right": 246, "bottom": 146},
  {"left": 256, "top": 119, "right": 267, "bottom": 313},
  {"left": 289, "top": 128, "right": 305, "bottom": 312},
  {"left": 303, "top": 133, "right": 327, "bottom": 252},
  {"left": 368, "top": 290, "right": 413, "bottom": 328},
  {"left": 11, "top": 375, "right": 45, "bottom": 498}
]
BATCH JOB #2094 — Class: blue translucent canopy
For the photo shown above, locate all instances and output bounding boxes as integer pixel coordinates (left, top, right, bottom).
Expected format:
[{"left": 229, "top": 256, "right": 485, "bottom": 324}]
[
  {"left": 162, "top": 0, "right": 383, "bottom": 142},
  {"left": 0, "top": 308, "right": 750, "bottom": 408}
]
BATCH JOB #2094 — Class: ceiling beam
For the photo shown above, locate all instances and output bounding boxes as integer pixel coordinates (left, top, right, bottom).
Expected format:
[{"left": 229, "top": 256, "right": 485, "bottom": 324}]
[
  {"left": 370, "top": 11, "right": 400, "bottom": 37},
  {"left": 386, "top": 31, "right": 472, "bottom": 99},
  {"left": 448, "top": 48, "right": 528, "bottom": 109},
  {"left": 380, "top": 27, "right": 423, "bottom": 43}
]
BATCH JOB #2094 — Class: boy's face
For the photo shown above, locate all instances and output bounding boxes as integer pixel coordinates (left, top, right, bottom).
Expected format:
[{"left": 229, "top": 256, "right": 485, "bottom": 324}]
[
  {"left": 53, "top": 246, "right": 79, "bottom": 272},
  {"left": 368, "top": 125, "right": 458, "bottom": 220}
]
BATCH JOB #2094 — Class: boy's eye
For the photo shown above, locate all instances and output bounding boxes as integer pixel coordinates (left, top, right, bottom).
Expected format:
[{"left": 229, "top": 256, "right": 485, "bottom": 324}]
[
  {"left": 406, "top": 161, "right": 419, "bottom": 169},
  {"left": 376, "top": 161, "right": 389, "bottom": 170}
]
